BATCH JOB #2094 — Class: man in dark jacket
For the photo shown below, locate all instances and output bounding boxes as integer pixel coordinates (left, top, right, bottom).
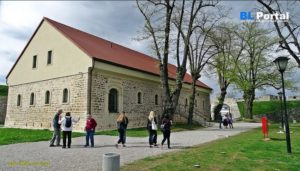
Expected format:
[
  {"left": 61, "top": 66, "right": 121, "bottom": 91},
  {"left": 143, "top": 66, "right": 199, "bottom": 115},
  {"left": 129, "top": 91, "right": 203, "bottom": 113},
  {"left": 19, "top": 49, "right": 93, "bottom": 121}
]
[{"left": 49, "top": 109, "right": 63, "bottom": 147}]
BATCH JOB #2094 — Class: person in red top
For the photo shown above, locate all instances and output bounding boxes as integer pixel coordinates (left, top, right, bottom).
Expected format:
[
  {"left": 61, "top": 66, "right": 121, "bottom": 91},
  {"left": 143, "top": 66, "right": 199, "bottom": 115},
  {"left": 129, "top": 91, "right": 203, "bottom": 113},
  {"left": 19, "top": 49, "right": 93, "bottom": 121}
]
[{"left": 84, "top": 114, "right": 97, "bottom": 147}]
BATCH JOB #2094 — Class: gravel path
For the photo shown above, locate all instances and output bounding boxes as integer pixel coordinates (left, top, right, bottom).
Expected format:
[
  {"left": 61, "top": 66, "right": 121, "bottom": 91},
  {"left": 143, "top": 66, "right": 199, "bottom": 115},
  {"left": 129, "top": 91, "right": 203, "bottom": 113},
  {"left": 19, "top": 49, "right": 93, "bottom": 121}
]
[{"left": 0, "top": 122, "right": 260, "bottom": 171}]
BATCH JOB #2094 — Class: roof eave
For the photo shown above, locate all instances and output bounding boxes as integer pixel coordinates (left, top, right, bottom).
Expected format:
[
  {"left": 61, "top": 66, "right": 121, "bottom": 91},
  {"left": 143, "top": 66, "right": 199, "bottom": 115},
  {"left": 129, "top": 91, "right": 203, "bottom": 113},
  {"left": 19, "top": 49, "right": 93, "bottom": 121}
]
[{"left": 93, "top": 57, "right": 212, "bottom": 91}]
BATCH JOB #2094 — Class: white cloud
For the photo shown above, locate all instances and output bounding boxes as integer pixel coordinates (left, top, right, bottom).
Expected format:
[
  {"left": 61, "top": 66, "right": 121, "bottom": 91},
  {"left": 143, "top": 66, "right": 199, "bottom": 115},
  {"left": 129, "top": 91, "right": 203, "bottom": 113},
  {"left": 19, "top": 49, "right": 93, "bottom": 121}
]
[{"left": 0, "top": 1, "right": 146, "bottom": 84}]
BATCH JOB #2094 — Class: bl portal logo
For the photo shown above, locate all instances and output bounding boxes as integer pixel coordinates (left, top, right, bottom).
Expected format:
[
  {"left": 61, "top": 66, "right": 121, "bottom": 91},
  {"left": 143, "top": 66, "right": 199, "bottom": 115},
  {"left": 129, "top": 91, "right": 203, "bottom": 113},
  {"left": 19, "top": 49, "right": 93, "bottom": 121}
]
[
  {"left": 240, "top": 11, "right": 289, "bottom": 22},
  {"left": 240, "top": 11, "right": 254, "bottom": 20}
]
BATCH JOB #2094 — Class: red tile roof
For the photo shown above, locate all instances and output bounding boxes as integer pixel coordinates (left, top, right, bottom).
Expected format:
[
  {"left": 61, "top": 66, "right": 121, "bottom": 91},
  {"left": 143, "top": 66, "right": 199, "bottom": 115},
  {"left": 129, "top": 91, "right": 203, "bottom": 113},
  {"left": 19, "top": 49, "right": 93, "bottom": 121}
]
[{"left": 8, "top": 17, "right": 212, "bottom": 90}]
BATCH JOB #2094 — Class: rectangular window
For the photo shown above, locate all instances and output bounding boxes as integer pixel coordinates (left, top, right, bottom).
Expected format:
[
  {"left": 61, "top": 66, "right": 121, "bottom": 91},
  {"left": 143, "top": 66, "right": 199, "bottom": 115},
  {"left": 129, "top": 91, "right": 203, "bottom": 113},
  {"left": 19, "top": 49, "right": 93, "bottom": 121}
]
[
  {"left": 30, "top": 93, "right": 35, "bottom": 105},
  {"left": 47, "top": 51, "right": 52, "bottom": 65},
  {"left": 62, "top": 88, "right": 69, "bottom": 103},
  {"left": 17, "top": 95, "right": 21, "bottom": 106},
  {"left": 32, "top": 55, "right": 37, "bottom": 68}
]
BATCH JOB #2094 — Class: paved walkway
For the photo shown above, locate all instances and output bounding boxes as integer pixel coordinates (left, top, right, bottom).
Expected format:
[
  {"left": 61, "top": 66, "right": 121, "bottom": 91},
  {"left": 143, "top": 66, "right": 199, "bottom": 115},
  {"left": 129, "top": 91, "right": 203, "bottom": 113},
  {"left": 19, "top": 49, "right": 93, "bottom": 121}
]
[{"left": 0, "top": 122, "right": 260, "bottom": 171}]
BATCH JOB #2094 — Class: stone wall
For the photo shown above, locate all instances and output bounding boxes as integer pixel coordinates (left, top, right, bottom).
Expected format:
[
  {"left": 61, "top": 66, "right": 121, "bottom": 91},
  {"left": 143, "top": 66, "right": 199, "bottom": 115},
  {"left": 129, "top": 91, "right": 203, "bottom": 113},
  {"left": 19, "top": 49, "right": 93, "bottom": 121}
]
[
  {"left": 5, "top": 70, "right": 211, "bottom": 131},
  {"left": 90, "top": 69, "right": 211, "bottom": 130},
  {"left": 211, "top": 98, "right": 241, "bottom": 120},
  {"left": 225, "top": 98, "right": 241, "bottom": 119},
  {"left": 5, "top": 73, "right": 88, "bottom": 131},
  {"left": 0, "top": 96, "right": 7, "bottom": 124}
]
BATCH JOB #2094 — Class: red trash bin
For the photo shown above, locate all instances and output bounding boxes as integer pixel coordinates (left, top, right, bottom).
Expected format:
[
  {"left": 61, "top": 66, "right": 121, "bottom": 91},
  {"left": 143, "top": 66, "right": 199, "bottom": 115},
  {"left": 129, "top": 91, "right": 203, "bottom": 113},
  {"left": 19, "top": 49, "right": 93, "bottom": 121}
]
[{"left": 261, "top": 117, "right": 268, "bottom": 139}]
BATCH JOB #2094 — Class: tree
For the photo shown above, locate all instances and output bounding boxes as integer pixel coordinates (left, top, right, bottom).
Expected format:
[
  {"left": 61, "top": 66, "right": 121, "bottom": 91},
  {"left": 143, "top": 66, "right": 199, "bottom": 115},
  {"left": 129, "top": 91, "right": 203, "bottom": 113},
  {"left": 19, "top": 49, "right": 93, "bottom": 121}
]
[
  {"left": 257, "top": 0, "right": 300, "bottom": 67},
  {"left": 230, "top": 22, "right": 280, "bottom": 119},
  {"left": 208, "top": 23, "right": 246, "bottom": 120},
  {"left": 185, "top": 11, "right": 221, "bottom": 125},
  {"left": 136, "top": 0, "right": 217, "bottom": 117}
]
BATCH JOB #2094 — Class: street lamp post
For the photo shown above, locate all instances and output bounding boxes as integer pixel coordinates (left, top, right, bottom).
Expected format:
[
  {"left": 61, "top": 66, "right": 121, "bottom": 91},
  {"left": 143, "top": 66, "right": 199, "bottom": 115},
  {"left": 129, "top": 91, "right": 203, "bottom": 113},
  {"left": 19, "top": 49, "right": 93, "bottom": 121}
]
[
  {"left": 273, "top": 56, "right": 291, "bottom": 154},
  {"left": 278, "top": 92, "right": 284, "bottom": 129}
]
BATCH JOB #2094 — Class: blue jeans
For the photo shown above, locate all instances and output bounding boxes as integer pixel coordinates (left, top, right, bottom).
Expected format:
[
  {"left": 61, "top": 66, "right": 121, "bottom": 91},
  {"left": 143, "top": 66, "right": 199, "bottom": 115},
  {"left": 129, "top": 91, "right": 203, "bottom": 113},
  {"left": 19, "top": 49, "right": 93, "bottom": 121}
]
[
  {"left": 124, "top": 129, "right": 127, "bottom": 144},
  {"left": 117, "top": 128, "right": 125, "bottom": 144},
  {"left": 85, "top": 130, "right": 95, "bottom": 146},
  {"left": 148, "top": 129, "right": 157, "bottom": 145}
]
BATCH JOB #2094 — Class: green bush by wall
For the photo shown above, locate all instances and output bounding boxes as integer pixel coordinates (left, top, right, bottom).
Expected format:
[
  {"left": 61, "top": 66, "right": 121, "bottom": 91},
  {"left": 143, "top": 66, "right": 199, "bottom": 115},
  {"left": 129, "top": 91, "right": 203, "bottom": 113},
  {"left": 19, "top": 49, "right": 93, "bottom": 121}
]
[{"left": 0, "top": 85, "right": 8, "bottom": 96}]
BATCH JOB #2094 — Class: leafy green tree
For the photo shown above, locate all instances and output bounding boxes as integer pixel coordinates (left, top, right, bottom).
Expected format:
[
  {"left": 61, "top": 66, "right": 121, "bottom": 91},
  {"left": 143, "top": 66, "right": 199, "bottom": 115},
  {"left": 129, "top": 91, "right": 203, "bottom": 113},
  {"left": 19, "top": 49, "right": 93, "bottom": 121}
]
[
  {"left": 207, "top": 23, "right": 246, "bottom": 120},
  {"left": 230, "top": 22, "right": 281, "bottom": 119}
]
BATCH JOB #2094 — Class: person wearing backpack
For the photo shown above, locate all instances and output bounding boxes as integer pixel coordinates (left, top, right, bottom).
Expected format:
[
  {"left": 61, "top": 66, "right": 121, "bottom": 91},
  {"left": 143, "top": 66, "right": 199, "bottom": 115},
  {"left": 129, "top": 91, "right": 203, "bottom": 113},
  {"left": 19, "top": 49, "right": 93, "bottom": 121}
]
[
  {"left": 147, "top": 111, "right": 158, "bottom": 148},
  {"left": 222, "top": 114, "right": 229, "bottom": 129},
  {"left": 58, "top": 112, "right": 80, "bottom": 148},
  {"left": 161, "top": 115, "right": 172, "bottom": 149},
  {"left": 84, "top": 114, "right": 97, "bottom": 147},
  {"left": 49, "top": 109, "right": 63, "bottom": 147}
]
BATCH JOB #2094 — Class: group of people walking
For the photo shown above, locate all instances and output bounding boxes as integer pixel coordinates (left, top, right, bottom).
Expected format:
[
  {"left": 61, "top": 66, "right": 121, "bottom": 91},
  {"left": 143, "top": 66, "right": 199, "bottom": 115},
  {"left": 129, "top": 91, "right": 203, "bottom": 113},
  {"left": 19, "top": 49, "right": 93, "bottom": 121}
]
[
  {"left": 49, "top": 110, "right": 173, "bottom": 149},
  {"left": 219, "top": 112, "right": 233, "bottom": 129},
  {"left": 147, "top": 111, "right": 172, "bottom": 149}
]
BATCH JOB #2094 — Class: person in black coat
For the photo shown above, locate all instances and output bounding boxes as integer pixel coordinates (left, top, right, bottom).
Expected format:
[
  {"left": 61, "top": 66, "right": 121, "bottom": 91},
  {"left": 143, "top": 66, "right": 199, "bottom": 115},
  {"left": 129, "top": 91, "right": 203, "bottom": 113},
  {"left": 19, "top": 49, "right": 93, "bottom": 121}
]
[
  {"left": 161, "top": 115, "right": 172, "bottom": 149},
  {"left": 116, "top": 112, "right": 128, "bottom": 147}
]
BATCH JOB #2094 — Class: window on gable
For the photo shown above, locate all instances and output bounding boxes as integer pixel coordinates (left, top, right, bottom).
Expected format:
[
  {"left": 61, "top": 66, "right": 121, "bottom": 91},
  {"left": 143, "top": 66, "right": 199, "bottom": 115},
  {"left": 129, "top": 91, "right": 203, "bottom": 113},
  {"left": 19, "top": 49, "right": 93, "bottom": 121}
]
[
  {"left": 62, "top": 88, "right": 69, "bottom": 103},
  {"left": 17, "top": 94, "right": 21, "bottom": 106},
  {"left": 109, "top": 88, "right": 118, "bottom": 113},
  {"left": 32, "top": 55, "right": 37, "bottom": 68},
  {"left": 185, "top": 98, "right": 188, "bottom": 107},
  {"left": 45, "top": 91, "right": 50, "bottom": 104},
  {"left": 30, "top": 93, "right": 35, "bottom": 105},
  {"left": 155, "top": 94, "right": 158, "bottom": 105},
  {"left": 47, "top": 50, "right": 52, "bottom": 65},
  {"left": 137, "top": 92, "right": 142, "bottom": 104}
]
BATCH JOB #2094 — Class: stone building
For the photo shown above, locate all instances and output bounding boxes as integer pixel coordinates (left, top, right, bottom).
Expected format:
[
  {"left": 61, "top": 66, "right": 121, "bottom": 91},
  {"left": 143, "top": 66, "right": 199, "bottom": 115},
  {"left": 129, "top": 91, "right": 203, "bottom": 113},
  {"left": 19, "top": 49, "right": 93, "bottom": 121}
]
[
  {"left": 255, "top": 94, "right": 278, "bottom": 101},
  {"left": 288, "top": 96, "right": 300, "bottom": 100},
  {"left": 5, "top": 17, "right": 212, "bottom": 131},
  {"left": 210, "top": 98, "right": 241, "bottom": 120}
]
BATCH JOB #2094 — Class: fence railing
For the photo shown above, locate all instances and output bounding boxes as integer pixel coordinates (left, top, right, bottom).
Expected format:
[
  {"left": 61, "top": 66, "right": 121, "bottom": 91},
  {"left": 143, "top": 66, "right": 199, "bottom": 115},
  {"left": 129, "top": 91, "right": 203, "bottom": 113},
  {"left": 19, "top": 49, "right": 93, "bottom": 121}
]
[
  {"left": 154, "top": 104, "right": 212, "bottom": 126},
  {"left": 174, "top": 104, "right": 212, "bottom": 127}
]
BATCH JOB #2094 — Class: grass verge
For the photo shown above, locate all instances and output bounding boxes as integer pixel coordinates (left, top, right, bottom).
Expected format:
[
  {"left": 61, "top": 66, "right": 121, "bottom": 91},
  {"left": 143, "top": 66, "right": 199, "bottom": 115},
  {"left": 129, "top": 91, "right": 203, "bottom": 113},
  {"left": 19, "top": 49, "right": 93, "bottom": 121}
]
[
  {"left": 122, "top": 124, "right": 300, "bottom": 171},
  {"left": 237, "top": 100, "right": 300, "bottom": 116},
  {"left": 0, "top": 123, "right": 203, "bottom": 145},
  {"left": 0, "top": 128, "right": 84, "bottom": 146},
  {"left": 95, "top": 123, "right": 203, "bottom": 137}
]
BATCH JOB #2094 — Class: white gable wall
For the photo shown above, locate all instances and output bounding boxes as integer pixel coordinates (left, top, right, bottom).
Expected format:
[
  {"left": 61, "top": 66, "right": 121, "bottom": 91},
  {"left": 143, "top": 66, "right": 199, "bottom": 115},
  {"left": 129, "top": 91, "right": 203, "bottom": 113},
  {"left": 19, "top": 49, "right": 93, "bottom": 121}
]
[{"left": 7, "top": 20, "right": 92, "bottom": 86}]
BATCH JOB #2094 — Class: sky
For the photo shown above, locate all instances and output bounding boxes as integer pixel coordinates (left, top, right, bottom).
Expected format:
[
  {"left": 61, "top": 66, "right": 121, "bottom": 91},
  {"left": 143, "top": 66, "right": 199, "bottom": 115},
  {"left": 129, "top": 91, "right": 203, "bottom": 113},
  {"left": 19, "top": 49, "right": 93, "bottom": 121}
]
[{"left": 0, "top": 1, "right": 299, "bottom": 101}]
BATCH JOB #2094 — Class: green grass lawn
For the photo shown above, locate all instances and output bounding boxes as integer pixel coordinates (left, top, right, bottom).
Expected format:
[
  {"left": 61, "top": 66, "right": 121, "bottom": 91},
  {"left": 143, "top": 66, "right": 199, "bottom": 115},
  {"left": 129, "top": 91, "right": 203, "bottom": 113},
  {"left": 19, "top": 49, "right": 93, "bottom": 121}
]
[
  {"left": 122, "top": 124, "right": 300, "bottom": 171},
  {"left": 237, "top": 100, "right": 300, "bottom": 116},
  {"left": 0, "top": 128, "right": 85, "bottom": 146},
  {"left": 0, "top": 123, "right": 202, "bottom": 146},
  {"left": 95, "top": 123, "right": 203, "bottom": 137}
]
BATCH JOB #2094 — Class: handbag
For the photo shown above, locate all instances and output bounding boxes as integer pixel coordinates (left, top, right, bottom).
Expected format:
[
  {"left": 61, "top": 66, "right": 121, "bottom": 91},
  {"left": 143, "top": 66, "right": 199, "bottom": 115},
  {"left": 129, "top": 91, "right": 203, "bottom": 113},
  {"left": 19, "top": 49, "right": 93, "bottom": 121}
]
[
  {"left": 151, "top": 121, "right": 158, "bottom": 130},
  {"left": 160, "top": 123, "right": 165, "bottom": 130}
]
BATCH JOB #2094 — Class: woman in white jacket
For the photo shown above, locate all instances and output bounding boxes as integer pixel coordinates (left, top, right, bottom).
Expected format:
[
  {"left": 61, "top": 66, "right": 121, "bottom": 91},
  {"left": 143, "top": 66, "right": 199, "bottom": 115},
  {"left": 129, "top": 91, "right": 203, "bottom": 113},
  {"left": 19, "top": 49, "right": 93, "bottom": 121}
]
[{"left": 58, "top": 112, "right": 80, "bottom": 148}]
